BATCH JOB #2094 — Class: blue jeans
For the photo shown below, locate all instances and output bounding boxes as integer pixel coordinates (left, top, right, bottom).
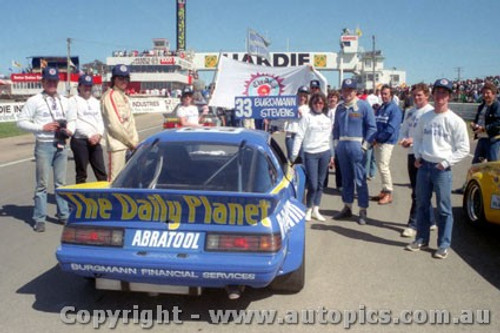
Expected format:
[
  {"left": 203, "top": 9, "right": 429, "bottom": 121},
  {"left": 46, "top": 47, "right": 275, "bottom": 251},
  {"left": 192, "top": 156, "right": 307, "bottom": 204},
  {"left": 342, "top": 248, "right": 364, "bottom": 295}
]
[
  {"left": 336, "top": 142, "right": 369, "bottom": 208},
  {"left": 304, "top": 150, "right": 331, "bottom": 207},
  {"left": 407, "top": 154, "right": 435, "bottom": 229},
  {"left": 364, "top": 146, "right": 377, "bottom": 178},
  {"left": 472, "top": 138, "right": 490, "bottom": 163},
  {"left": 489, "top": 139, "right": 500, "bottom": 161},
  {"left": 415, "top": 160, "right": 453, "bottom": 249},
  {"left": 473, "top": 138, "right": 500, "bottom": 162},
  {"left": 33, "top": 142, "right": 69, "bottom": 223}
]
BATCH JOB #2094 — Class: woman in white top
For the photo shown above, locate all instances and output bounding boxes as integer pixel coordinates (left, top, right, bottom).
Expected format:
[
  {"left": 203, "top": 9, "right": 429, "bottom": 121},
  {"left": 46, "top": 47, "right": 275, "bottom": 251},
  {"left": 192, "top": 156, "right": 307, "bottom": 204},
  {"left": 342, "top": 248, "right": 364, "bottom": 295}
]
[
  {"left": 291, "top": 93, "right": 333, "bottom": 221},
  {"left": 177, "top": 87, "right": 207, "bottom": 127}
]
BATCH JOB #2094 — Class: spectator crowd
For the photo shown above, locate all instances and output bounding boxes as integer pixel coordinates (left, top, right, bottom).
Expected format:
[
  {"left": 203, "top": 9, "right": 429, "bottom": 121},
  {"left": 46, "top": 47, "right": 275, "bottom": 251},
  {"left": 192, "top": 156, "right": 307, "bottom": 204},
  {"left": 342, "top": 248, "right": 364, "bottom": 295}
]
[{"left": 14, "top": 64, "right": 500, "bottom": 262}]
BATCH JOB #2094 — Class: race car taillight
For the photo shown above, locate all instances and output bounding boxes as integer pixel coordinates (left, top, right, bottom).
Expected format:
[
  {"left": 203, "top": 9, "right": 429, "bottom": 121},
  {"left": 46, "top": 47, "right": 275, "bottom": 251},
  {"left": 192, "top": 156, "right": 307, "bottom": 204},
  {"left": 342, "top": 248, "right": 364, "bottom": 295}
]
[
  {"left": 163, "top": 122, "right": 179, "bottom": 129},
  {"left": 205, "top": 233, "right": 281, "bottom": 252},
  {"left": 61, "top": 226, "right": 124, "bottom": 247}
]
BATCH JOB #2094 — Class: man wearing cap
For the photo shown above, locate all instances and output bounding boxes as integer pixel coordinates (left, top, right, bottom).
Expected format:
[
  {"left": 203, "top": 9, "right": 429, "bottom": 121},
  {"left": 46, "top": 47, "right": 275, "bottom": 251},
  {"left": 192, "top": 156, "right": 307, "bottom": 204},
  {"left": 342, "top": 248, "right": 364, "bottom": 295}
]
[
  {"left": 372, "top": 85, "right": 402, "bottom": 205},
  {"left": 177, "top": 86, "right": 207, "bottom": 127},
  {"left": 17, "top": 66, "right": 76, "bottom": 232},
  {"left": 69, "top": 74, "right": 107, "bottom": 184},
  {"left": 310, "top": 80, "right": 321, "bottom": 95},
  {"left": 101, "top": 64, "right": 139, "bottom": 182},
  {"left": 333, "top": 78, "right": 377, "bottom": 224},
  {"left": 284, "top": 85, "right": 310, "bottom": 160},
  {"left": 406, "top": 78, "right": 469, "bottom": 259}
]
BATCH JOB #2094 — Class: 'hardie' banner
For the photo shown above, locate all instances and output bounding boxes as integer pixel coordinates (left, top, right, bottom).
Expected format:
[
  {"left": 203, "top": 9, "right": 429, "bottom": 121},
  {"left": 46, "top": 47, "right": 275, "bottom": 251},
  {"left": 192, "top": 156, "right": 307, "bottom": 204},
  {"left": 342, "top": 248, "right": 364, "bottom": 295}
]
[{"left": 209, "top": 56, "right": 323, "bottom": 109}]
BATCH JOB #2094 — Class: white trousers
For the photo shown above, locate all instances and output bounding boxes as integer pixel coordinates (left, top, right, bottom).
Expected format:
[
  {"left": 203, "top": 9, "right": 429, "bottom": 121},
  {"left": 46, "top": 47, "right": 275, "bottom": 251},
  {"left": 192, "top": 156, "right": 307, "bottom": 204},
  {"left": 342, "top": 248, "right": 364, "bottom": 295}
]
[
  {"left": 107, "top": 150, "right": 127, "bottom": 182},
  {"left": 374, "top": 143, "right": 395, "bottom": 192}
]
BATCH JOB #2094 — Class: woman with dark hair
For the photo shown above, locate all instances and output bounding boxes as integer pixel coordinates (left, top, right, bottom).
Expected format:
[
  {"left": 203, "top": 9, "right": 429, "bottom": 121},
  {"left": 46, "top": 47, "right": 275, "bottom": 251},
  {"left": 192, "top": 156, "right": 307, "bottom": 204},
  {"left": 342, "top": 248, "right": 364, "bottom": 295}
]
[{"left": 291, "top": 92, "right": 333, "bottom": 221}]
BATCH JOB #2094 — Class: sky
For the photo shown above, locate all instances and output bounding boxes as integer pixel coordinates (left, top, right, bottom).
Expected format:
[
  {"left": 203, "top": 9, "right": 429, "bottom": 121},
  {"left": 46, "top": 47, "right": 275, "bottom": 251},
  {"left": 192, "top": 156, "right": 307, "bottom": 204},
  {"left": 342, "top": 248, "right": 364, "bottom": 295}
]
[{"left": 1, "top": 0, "right": 500, "bottom": 88}]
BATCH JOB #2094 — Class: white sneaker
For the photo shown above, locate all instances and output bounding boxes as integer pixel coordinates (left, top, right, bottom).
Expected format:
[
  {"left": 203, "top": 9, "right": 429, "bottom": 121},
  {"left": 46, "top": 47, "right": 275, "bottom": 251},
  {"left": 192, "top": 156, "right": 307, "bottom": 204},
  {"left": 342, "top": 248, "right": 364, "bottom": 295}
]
[
  {"left": 312, "top": 206, "right": 326, "bottom": 222},
  {"left": 305, "top": 208, "right": 312, "bottom": 221},
  {"left": 401, "top": 227, "right": 416, "bottom": 238}
]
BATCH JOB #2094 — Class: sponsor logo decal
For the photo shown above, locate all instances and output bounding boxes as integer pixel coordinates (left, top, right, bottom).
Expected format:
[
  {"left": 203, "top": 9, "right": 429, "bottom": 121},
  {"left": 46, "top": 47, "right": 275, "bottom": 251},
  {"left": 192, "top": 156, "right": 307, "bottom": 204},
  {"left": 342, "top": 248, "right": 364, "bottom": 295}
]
[
  {"left": 69, "top": 264, "right": 256, "bottom": 280},
  {"left": 243, "top": 73, "right": 284, "bottom": 97},
  {"left": 63, "top": 193, "right": 272, "bottom": 230},
  {"left": 130, "top": 230, "right": 200, "bottom": 249},
  {"left": 491, "top": 194, "right": 500, "bottom": 210}
]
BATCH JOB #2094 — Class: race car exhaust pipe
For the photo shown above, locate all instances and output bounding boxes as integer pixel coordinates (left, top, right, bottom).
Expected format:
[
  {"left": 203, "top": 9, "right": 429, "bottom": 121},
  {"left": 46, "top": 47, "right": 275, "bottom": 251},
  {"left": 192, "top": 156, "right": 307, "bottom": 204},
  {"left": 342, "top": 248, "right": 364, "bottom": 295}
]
[{"left": 225, "top": 285, "right": 245, "bottom": 300}]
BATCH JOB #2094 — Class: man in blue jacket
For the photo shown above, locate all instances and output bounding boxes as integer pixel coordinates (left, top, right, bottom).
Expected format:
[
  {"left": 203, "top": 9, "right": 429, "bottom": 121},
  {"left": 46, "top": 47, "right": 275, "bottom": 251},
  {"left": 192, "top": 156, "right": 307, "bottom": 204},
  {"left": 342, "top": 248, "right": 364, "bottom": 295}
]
[{"left": 372, "top": 85, "right": 402, "bottom": 205}]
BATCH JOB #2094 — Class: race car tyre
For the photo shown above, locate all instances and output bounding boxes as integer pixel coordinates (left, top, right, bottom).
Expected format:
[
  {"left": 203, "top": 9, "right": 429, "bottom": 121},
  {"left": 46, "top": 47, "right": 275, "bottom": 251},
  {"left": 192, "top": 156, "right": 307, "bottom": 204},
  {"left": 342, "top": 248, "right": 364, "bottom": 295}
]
[
  {"left": 269, "top": 251, "right": 305, "bottom": 293},
  {"left": 463, "top": 180, "right": 486, "bottom": 226}
]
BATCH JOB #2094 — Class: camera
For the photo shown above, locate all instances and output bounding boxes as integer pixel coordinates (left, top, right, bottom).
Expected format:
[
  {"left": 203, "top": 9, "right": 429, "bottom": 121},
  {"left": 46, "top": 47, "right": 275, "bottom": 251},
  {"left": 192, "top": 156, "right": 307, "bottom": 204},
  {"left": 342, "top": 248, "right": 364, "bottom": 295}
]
[{"left": 55, "top": 119, "right": 70, "bottom": 148}]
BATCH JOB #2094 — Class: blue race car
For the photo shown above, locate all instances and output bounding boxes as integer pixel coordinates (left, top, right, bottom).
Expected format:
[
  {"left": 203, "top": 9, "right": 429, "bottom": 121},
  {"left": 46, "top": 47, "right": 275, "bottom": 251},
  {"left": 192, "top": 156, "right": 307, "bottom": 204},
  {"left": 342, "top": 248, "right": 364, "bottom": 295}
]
[{"left": 56, "top": 127, "right": 306, "bottom": 299}]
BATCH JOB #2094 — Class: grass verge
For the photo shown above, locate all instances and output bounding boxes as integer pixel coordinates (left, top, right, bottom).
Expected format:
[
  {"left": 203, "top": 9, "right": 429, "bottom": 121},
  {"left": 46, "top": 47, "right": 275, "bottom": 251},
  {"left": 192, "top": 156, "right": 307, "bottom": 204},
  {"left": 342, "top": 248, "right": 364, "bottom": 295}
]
[{"left": 0, "top": 122, "right": 27, "bottom": 139}]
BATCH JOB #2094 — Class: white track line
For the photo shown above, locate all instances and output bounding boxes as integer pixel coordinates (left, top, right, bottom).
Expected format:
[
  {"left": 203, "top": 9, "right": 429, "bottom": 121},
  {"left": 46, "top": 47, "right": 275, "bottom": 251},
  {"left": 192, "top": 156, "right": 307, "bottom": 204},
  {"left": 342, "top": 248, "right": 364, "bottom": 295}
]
[{"left": 0, "top": 157, "right": 35, "bottom": 168}]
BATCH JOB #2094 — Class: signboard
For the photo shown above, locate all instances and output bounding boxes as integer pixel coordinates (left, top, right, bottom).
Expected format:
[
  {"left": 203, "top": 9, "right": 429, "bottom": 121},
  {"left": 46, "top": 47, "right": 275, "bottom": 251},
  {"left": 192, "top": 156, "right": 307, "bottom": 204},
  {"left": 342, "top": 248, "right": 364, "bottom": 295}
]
[
  {"left": 0, "top": 97, "right": 180, "bottom": 123},
  {"left": 130, "top": 97, "right": 180, "bottom": 114},
  {"left": 194, "top": 52, "right": 338, "bottom": 70},
  {"left": 108, "top": 56, "right": 194, "bottom": 70},
  {"left": 234, "top": 95, "right": 298, "bottom": 119},
  {"left": 176, "top": 0, "right": 186, "bottom": 51},
  {"left": 0, "top": 102, "right": 23, "bottom": 122},
  {"left": 247, "top": 29, "right": 270, "bottom": 61}
]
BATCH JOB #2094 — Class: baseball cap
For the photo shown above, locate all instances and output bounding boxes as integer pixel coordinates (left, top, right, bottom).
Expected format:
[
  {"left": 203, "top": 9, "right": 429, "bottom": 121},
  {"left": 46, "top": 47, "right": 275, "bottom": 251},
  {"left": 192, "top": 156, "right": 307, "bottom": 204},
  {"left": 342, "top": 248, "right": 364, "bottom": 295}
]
[
  {"left": 78, "top": 74, "right": 93, "bottom": 86},
  {"left": 182, "top": 86, "right": 194, "bottom": 96},
  {"left": 341, "top": 78, "right": 357, "bottom": 89},
  {"left": 111, "top": 64, "right": 130, "bottom": 77},
  {"left": 297, "top": 85, "right": 310, "bottom": 94},
  {"left": 42, "top": 67, "right": 59, "bottom": 80},
  {"left": 432, "top": 78, "right": 453, "bottom": 93},
  {"left": 310, "top": 80, "right": 321, "bottom": 89}
]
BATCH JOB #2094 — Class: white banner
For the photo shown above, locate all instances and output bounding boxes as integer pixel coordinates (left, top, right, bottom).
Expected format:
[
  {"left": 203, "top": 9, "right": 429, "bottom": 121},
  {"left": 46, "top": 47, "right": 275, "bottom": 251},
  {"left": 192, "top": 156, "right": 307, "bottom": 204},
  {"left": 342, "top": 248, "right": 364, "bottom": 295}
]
[
  {"left": 209, "top": 56, "right": 327, "bottom": 109},
  {"left": 0, "top": 97, "right": 181, "bottom": 123},
  {"left": 129, "top": 97, "right": 180, "bottom": 114},
  {"left": 0, "top": 102, "right": 24, "bottom": 122}
]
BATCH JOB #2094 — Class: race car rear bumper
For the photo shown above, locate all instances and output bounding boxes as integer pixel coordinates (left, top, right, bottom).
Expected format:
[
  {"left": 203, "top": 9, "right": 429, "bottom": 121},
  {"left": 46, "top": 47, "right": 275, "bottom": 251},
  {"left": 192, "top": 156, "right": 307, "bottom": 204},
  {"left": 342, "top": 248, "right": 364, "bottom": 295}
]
[{"left": 56, "top": 245, "right": 289, "bottom": 289}]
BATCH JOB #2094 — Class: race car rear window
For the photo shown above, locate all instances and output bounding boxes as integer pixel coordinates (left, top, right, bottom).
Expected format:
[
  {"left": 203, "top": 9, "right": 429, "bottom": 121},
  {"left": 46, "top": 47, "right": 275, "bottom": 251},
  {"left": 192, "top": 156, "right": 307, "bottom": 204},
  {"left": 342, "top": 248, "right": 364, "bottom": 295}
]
[{"left": 113, "top": 141, "right": 274, "bottom": 193}]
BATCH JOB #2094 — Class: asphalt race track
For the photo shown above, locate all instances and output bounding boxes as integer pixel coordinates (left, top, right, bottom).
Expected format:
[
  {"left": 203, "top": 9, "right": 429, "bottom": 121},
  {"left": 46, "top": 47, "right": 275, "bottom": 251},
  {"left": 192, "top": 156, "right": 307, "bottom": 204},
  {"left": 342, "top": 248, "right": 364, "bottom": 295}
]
[{"left": 1, "top": 113, "right": 499, "bottom": 332}]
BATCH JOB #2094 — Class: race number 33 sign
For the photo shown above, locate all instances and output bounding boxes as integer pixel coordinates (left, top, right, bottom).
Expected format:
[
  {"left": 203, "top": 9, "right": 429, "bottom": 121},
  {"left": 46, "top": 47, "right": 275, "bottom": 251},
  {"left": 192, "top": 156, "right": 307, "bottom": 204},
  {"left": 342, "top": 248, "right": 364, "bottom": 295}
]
[{"left": 234, "top": 96, "right": 298, "bottom": 119}]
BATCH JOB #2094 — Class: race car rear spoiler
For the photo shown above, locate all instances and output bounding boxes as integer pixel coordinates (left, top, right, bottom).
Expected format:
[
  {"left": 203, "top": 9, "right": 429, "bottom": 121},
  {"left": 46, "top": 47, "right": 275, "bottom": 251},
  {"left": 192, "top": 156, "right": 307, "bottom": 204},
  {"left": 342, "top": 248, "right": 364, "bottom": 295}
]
[{"left": 57, "top": 183, "right": 280, "bottom": 230}]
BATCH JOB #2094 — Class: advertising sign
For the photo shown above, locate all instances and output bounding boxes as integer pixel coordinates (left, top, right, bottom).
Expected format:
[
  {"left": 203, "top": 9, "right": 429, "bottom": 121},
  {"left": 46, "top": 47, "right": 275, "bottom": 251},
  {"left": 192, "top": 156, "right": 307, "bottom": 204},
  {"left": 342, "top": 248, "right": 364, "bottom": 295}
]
[{"left": 234, "top": 95, "right": 298, "bottom": 119}]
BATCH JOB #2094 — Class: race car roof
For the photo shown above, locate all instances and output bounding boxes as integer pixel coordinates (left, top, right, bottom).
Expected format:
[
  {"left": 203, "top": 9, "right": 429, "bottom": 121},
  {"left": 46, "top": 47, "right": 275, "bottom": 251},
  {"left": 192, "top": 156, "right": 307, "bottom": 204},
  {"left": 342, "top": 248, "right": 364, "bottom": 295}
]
[{"left": 146, "top": 127, "right": 271, "bottom": 146}]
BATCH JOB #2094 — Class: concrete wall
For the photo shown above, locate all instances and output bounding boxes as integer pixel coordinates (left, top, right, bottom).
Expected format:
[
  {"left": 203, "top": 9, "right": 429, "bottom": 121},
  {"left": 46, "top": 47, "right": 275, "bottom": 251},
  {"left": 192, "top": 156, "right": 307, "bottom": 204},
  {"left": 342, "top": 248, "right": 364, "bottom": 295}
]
[{"left": 449, "top": 103, "right": 478, "bottom": 121}]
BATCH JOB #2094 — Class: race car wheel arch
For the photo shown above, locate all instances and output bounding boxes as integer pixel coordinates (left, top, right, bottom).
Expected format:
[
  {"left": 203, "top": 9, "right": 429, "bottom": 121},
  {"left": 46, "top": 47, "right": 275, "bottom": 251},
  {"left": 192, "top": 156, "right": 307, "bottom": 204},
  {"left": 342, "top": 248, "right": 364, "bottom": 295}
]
[
  {"left": 269, "top": 243, "right": 305, "bottom": 293},
  {"left": 463, "top": 180, "right": 486, "bottom": 226}
]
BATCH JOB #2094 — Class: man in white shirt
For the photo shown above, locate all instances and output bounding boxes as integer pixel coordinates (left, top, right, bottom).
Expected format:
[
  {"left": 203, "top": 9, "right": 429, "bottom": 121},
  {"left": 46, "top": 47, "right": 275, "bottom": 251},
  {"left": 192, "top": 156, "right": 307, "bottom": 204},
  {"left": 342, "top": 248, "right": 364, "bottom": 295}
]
[
  {"left": 366, "top": 89, "right": 380, "bottom": 108},
  {"left": 398, "top": 83, "right": 436, "bottom": 237},
  {"left": 69, "top": 74, "right": 107, "bottom": 184},
  {"left": 17, "top": 67, "right": 76, "bottom": 232},
  {"left": 406, "top": 78, "right": 470, "bottom": 259}
]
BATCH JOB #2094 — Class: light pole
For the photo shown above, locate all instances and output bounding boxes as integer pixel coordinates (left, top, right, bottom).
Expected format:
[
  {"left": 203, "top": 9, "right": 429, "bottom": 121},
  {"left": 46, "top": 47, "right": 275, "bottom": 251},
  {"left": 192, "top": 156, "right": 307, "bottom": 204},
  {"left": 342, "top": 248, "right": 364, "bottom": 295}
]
[
  {"left": 372, "top": 35, "right": 376, "bottom": 91},
  {"left": 66, "top": 37, "right": 71, "bottom": 96}
]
